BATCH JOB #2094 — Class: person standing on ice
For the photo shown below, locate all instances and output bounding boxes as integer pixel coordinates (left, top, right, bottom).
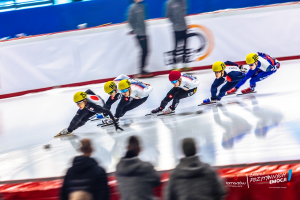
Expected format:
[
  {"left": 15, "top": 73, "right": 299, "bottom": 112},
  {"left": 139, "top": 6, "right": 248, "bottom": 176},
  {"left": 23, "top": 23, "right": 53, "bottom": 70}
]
[
  {"left": 165, "top": 0, "right": 190, "bottom": 71},
  {"left": 201, "top": 61, "right": 246, "bottom": 105},
  {"left": 227, "top": 52, "right": 280, "bottom": 95},
  {"left": 55, "top": 90, "right": 123, "bottom": 137},
  {"left": 127, "top": 0, "right": 153, "bottom": 78},
  {"left": 150, "top": 71, "right": 199, "bottom": 115},
  {"left": 102, "top": 74, "right": 153, "bottom": 125}
]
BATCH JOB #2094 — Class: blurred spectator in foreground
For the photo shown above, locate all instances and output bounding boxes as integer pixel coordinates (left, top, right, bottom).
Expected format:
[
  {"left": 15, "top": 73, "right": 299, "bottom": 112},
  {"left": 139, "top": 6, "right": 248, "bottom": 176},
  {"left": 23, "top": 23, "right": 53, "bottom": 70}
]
[
  {"left": 164, "top": 138, "right": 226, "bottom": 200},
  {"left": 127, "top": 0, "right": 154, "bottom": 78},
  {"left": 60, "top": 138, "right": 109, "bottom": 200},
  {"left": 116, "top": 136, "right": 161, "bottom": 200},
  {"left": 166, "top": 0, "right": 190, "bottom": 71}
]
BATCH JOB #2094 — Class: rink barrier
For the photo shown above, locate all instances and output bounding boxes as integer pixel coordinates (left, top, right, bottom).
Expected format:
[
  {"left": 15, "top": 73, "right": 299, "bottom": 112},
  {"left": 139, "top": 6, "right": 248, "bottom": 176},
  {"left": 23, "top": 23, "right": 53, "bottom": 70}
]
[
  {"left": 1, "top": 162, "right": 300, "bottom": 200},
  {"left": 0, "top": 55, "right": 299, "bottom": 100},
  {"left": 0, "top": 3, "right": 299, "bottom": 99}
]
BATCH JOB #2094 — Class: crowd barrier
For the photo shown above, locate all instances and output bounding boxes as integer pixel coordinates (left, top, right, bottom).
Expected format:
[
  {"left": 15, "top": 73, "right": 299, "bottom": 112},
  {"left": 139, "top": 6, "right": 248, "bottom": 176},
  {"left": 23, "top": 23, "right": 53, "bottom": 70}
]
[
  {"left": 0, "top": 0, "right": 298, "bottom": 38},
  {"left": 0, "top": 3, "right": 299, "bottom": 99},
  {"left": 1, "top": 162, "right": 300, "bottom": 200}
]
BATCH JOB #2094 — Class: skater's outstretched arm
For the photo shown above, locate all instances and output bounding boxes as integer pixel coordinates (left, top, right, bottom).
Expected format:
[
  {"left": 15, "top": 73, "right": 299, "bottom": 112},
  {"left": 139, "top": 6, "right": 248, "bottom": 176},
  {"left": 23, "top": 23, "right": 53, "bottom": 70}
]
[
  {"left": 235, "top": 68, "right": 257, "bottom": 89},
  {"left": 67, "top": 109, "right": 90, "bottom": 133},
  {"left": 211, "top": 78, "right": 225, "bottom": 98}
]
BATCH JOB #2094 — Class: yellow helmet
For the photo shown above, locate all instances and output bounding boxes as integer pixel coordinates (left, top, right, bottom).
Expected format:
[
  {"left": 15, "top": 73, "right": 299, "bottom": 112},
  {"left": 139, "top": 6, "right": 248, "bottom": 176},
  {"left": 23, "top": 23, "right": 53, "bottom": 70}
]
[
  {"left": 74, "top": 91, "right": 87, "bottom": 103},
  {"left": 104, "top": 81, "right": 116, "bottom": 94},
  {"left": 212, "top": 61, "right": 226, "bottom": 72},
  {"left": 119, "top": 79, "right": 131, "bottom": 90},
  {"left": 246, "top": 53, "right": 259, "bottom": 64}
]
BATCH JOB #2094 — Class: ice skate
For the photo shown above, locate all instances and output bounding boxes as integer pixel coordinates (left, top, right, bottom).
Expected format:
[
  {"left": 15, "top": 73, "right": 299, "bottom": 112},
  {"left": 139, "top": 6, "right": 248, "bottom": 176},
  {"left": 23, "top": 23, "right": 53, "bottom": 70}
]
[
  {"left": 158, "top": 106, "right": 175, "bottom": 116},
  {"left": 146, "top": 107, "right": 163, "bottom": 116},
  {"left": 181, "top": 63, "right": 192, "bottom": 72},
  {"left": 226, "top": 87, "right": 237, "bottom": 95},
  {"left": 237, "top": 87, "right": 257, "bottom": 96},
  {"left": 198, "top": 98, "right": 217, "bottom": 106},
  {"left": 54, "top": 128, "right": 73, "bottom": 138}
]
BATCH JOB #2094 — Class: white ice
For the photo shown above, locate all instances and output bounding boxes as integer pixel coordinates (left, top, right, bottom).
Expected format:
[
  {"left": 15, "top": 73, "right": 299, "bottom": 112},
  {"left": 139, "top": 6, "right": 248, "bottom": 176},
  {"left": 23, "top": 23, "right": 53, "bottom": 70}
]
[{"left": 0, "top": 59, "right": 300, "bottom": 181}]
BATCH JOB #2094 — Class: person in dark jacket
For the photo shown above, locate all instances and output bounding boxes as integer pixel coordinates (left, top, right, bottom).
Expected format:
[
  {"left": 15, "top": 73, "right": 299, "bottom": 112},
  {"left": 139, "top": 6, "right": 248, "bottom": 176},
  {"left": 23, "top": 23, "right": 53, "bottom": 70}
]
[
  {"left": 164, "top": 138, "right": 226, "bottom": 200},
  {"left": 60, "top": 138, "right": 110, "bottom": 200},
  {"left": 116, "top": 136, "right": 161, "bottom": 200},
  {"left": 166, "top": 0, "right": 190, "bottom": 71},
  {"left": 127, "top": 0, "right": 153, "bottom": 78}
]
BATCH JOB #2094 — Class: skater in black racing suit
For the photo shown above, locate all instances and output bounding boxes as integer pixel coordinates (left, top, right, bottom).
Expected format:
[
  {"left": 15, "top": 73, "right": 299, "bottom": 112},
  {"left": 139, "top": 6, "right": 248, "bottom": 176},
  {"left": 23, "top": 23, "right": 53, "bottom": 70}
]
[{"left": 55, "top": 89, "right": 123, "bottom": 137}]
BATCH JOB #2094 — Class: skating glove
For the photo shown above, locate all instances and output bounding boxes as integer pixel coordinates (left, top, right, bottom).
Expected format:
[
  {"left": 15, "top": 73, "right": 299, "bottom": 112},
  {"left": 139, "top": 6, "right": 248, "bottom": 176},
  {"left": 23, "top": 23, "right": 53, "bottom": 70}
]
[{"left": 239, "top": 65, "right": 248, "bottom": 73}]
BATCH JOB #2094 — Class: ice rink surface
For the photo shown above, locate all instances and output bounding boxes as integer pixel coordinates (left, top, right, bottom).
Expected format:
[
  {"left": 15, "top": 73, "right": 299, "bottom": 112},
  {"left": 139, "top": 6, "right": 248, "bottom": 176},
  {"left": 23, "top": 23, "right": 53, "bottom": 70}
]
[{"left": 0, "top": 60, "right": 300, "bottom": 181}]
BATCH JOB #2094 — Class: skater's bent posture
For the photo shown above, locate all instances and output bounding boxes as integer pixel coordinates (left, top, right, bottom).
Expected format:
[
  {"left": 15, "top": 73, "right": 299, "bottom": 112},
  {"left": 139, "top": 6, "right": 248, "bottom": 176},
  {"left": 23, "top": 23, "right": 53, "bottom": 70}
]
[
  {"left": 102, "top": 74, "right": 153, "bottom": 124},
  {"left": 150, "top": 71, "right": 199, "bottom": 115},
  {"left": 227, "top": 52, "right": 280, "bottom": 95},
  {"left": 55, "top": 90, "right": 123, "bottom": 137},
  {"left": 202, "top": 61, "right": 246, "bottom": 105}
]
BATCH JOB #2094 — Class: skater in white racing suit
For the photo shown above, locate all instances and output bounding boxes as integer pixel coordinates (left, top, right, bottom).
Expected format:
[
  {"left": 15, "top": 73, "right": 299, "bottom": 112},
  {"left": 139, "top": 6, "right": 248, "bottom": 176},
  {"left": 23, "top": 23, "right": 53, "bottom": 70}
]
[
  {"left": 102, "top": 74, "right": 153, "bottom": 124},
  {"left": 55, "top": 89, "right": 123, "bottom": 137},
  {"left": 150, "top": 70, "right": 199, "bottom": 115}
]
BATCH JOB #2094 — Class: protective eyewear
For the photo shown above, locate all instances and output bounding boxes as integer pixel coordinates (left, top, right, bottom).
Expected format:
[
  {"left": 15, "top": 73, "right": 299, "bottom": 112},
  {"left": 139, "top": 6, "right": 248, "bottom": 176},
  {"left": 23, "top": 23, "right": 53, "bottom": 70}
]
[
  {"left": 121, "top": 88, "right": 129, "bottom": 93},
  {"left": 76, "top": 100, "right": 84, "bottom": 105},
  {"left": 108, "top": 89, "right": 115, "bottom": 95},
  {"left": 171, "top": 79, "right": 178, "bottom": 84},
  {"left": 249, "top": 63, "right": 255, "bottom": 67}
]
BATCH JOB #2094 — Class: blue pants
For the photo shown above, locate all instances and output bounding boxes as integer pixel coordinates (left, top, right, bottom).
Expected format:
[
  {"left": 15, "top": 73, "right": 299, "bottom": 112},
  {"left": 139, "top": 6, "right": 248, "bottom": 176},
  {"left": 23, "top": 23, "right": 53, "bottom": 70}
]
[
  {"left": 217, "top": 81, "right": 239, "bottom": 100},
  {"left": 236, "top": 70, "right": 276, "bottom": 90}
]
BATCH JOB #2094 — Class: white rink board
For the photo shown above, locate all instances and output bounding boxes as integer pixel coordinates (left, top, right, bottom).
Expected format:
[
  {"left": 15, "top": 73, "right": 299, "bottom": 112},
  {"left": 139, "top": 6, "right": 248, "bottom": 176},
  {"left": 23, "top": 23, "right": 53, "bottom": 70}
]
[{"left": 0, "top": 4, "right": 299, "bottom": 95}]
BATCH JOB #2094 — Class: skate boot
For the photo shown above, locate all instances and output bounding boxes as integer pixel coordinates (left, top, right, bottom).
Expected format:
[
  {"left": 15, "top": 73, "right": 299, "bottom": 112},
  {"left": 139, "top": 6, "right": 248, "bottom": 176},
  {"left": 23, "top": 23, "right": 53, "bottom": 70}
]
[
  {"left": 150, "top": 107, "right": 163, "bottom": 115},
  {"left": 54, "top": 128, "right": 73, "bottom": 138},
  {"left": 102, "top": 117, "right": 119, "bottom": 125},
  {"left": 182, "top": 63, "right": 192, "bottom": 72},
  {"left": 138, "top": 70, "right": 154, "bottom": 78},
  {"left": 227, "top": 87, "right": 237, "bottom": 95},
  {"left": 202, "top": 98, "right": 217, "bottom": 105},
  {"left": 241, "top": 87, "right": 255, "bottom": 94},
  {"left": 162, "top": 106, "right": 175, "bottom": 115},
  {"left": 172, "top": 64, "right": 180, "bottom": 71}
]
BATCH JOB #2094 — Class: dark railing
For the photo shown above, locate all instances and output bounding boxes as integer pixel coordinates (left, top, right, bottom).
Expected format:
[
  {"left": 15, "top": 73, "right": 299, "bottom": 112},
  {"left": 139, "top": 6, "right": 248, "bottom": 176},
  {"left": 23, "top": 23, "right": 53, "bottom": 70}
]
[{"left": 0, "top": 0, "right": 54, "bottom": 10}]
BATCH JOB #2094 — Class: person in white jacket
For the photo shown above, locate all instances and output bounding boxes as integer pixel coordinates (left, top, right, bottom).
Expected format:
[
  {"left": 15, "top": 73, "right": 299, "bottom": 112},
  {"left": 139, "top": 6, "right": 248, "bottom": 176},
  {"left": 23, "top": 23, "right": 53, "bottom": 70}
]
[{"left": 150, "top": 70, "right": 199, "bottom": 115}]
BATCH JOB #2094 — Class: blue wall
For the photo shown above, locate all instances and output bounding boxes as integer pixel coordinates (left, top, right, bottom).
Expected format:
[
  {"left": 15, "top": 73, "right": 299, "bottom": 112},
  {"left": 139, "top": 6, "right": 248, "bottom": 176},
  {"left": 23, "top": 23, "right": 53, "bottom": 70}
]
[{"left": 0, "top": 0, "right": 297, "bottom": 38}]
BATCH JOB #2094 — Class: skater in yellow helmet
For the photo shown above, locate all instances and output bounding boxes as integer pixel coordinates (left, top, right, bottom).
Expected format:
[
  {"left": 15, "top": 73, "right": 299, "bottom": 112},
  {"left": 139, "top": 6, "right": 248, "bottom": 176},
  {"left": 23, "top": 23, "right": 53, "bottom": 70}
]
[
  {"left": 102, "top": 74, "right": 152, "bottom": 125},
  {"left": 55, "top": 89, "right": 123, "bottom": 137},
  {"left": 201, "top": 61, "right": 247, "bottom": 105},
  {"left": 227, "top": 52, "right": 280, "bottom": 95}
]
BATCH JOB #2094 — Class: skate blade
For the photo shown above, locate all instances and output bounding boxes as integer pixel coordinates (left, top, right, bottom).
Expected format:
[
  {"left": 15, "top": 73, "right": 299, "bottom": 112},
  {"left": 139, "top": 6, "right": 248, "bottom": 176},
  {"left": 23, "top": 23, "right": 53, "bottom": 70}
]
[
  {"left": 237, "top": 91, "right": 257, "bottom": 96},
  {"left": 54, "top": 133, "right": 74, "bottom": 138},
  {"left": 157, "top": 112, "right": 175, "bottom": 116},
  {"left": 225, "top": 93, "right": 236, "bottom": 96},
  {"left": 99, "top": 123, "right": 115, "bottom": 128},
  {"left": 198, "top": 102, "right": 216, "bottom": 106},
  {"left": 145, "top": 112, "right": 162, "bottom": 116}
]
